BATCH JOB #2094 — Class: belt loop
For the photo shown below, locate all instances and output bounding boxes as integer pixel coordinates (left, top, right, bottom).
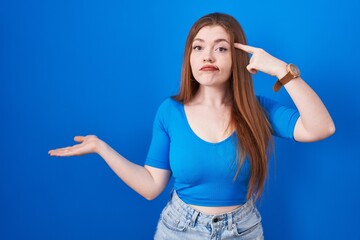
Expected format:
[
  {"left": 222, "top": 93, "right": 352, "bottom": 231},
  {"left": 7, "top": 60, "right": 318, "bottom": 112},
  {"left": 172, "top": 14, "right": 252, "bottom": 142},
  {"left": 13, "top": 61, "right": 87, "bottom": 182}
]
[
  {"left": 190, "top": 210, "right": 200, "bottom": 227},
  {"left": 227, "top": 213, "right": 233, "bottom": 231},
  {"left": 170, "top": 188, "right": 174, "bottom": 198}
]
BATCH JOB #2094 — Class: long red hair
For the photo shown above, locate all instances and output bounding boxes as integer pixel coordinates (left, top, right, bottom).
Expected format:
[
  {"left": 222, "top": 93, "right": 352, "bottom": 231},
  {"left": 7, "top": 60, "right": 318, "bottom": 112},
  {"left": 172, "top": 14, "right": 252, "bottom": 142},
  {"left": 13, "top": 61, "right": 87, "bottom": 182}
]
[{"left": 173, "top": 13, "right": 273, "bottom": 200}]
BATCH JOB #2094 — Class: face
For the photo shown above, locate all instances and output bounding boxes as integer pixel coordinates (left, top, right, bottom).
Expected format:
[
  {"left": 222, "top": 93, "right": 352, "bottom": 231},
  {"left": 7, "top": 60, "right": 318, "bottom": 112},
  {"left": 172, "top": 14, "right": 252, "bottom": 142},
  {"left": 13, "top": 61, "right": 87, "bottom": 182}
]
[{"left": 190, "top": 25, "right": 232, "bottom": 88}]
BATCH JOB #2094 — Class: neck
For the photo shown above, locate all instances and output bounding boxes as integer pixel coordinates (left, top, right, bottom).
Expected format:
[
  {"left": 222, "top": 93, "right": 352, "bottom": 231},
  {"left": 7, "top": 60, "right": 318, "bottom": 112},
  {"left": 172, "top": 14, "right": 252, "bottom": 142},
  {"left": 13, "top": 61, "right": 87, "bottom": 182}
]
[{"left": 192, "top": 84, "right": 231, "bottom": 107}]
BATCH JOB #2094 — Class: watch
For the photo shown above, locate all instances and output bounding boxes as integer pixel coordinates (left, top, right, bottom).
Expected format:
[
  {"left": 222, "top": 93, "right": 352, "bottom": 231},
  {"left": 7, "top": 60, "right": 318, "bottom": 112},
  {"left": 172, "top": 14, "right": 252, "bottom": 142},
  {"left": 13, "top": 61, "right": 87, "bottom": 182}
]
[{"left": 273, "top": 63, "right": 300, "bottom": 92}]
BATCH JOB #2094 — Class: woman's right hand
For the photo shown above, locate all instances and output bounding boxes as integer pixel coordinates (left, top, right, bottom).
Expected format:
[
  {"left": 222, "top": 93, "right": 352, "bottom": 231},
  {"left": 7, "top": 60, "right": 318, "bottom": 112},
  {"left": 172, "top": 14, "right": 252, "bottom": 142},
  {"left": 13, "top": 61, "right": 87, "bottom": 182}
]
[
  {"left": 49, "top": 134, "right": 171, "bottom": 200},
  {"left": 48, "top": 135, "right": 101, "bottom": 157}
]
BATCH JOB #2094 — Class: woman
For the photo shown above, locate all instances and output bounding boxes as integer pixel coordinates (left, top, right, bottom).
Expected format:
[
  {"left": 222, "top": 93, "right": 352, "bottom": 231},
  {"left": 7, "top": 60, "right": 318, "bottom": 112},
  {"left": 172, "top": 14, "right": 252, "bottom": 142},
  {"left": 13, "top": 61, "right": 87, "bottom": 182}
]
[{"left": 49, "top": 13, "right": 335, "bottom": 239}]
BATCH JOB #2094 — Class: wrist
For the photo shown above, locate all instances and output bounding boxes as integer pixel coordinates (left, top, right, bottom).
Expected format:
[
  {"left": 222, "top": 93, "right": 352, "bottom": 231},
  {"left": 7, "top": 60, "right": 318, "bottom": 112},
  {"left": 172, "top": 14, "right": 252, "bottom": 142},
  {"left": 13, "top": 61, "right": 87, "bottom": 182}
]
[
  {"left": 273, "top": 63, "right": 301, "bottom": 92},
  {"left": 275, "top": 61, "right": 288, "bottom": 79},
  {"left": 95, "top": 139, "right": 108, "bottom": 155}
]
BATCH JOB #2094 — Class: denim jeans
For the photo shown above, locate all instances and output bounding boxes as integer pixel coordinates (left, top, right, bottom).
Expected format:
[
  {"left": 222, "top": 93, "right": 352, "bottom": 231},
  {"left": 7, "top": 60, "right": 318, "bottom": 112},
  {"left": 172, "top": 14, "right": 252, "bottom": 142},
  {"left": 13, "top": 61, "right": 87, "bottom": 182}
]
[{"left": 154, "top": 191, "right": 264, "bottom": 240}]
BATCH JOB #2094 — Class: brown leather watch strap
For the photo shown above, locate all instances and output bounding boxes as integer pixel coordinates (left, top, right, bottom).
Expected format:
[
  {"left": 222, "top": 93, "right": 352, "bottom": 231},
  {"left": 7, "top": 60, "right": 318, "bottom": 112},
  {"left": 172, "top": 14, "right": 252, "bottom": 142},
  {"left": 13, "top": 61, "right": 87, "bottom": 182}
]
[
  {"left": 279, "top": 73, "right": 294, "bottom": 86},
  {"left": 273, "top": 80, "right": 283, "bottom": 92},
  {"left": 273, "top": 71, "right": 292, "bottom": 92},
  {"left": 273, "top": 64, "right": 299, "bottom": 92}
]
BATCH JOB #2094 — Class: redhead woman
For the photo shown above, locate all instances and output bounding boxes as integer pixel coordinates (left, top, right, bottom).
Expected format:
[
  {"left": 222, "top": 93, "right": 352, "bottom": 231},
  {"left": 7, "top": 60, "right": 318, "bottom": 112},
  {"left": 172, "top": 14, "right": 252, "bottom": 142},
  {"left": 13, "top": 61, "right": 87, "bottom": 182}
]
[{"left": 49, "top": 13, "right": 335, "bottom": 239}]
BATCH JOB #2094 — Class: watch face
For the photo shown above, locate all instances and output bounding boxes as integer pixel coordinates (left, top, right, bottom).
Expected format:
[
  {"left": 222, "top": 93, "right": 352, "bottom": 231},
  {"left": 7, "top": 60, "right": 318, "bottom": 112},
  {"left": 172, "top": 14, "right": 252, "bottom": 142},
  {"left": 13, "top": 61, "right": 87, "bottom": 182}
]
[{"left": 289, "top": 64, "right": 300, "bottom": 77}]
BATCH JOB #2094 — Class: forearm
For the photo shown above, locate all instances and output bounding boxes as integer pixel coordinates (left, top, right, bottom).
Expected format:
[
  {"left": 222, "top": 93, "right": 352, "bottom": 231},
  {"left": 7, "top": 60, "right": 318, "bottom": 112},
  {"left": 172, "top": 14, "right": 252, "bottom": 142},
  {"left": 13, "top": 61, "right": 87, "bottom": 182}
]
[
  {"left": 233, "top": 44, "right": 335, "bottom": 141},
  {"left": 283, "top": 76, "right": 335, "bottom": 141},
  {"left": 96, "top": 140, "right": 165, "bottom": 200}
]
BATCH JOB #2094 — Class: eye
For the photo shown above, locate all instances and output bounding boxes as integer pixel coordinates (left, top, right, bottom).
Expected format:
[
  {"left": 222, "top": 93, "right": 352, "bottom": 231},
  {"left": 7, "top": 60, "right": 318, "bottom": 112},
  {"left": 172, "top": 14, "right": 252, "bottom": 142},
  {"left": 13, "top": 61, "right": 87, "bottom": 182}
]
[
  {"left": 192, "top": 45, "right": 202, "bottom": 51},
  {"left": 216, "top": 47, "right": 228, "bottom": 52}
]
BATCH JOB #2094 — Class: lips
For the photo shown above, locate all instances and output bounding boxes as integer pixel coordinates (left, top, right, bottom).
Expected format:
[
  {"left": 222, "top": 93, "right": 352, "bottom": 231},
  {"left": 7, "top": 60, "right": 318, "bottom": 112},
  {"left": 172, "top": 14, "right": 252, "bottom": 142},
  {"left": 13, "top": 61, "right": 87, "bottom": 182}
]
[{"left": 200, "top": 65, "right": 219, "bottom": 71}]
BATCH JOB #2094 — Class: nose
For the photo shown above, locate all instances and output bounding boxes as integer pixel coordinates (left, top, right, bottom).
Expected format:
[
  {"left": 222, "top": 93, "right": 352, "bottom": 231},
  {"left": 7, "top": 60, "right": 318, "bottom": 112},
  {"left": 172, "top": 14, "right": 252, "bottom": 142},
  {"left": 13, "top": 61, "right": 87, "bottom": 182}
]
[
  {"left": 203, "top": 50, "right": 214, "bottom": 63},
  {"left": 203, "top": 57, "right": 214, "bottom": 63}
]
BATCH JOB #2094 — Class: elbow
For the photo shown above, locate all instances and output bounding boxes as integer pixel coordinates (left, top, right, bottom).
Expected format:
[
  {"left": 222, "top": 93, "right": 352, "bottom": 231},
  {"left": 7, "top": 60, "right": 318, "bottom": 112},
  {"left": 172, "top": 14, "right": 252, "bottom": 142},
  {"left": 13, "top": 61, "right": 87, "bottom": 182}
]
[
  {"left": 144, "top": 195, "right": 156, "bottom": 201},
  {"left": 295, "top": 119, "right": 336, "bottom": 142},
  {"left": 142, "top": 191, "right": 160, "bottom": 201},
  {"left": 324, "top": 117, "right": 336, "bottom": 137},
  {"left": 319, "top": 121, "right": 336, "bottom": 140},
  {"left": 328, "top": 122, "right": 336, "bottom": 137}
]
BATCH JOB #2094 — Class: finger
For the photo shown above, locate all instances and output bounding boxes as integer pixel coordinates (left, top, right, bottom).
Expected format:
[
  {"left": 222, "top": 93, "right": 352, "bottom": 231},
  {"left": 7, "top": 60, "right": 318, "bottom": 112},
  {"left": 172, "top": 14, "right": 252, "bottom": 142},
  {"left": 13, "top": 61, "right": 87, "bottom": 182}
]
[
  {"left": 49, "top": 149, "right": 66, "bottom": 156},
  {"left": 234, "top": 43, "right": 256, "bottom": 54},
  {"left": 49, "top": 146, "right": 71, "bottom": 153},
  {"left": 52, "top": 150, "right": 78, "bottom": 157},
  {"left": 48, "top": 145, "right": 80, "bottom": 156},
  {"left": 49, "top": 150, "right": 73, "bottom": 157},
  {"left": 49, "top": 147, "right": 79, "bottom": 156},
  {"left": 48, "top": 148, "right": 70, "bottom": 156},
  {"left": 246, "top": 64, "right": 258, "bottom": 74},
  {"left": 74, "top": 136, "right": 85, "bottom": 142}
]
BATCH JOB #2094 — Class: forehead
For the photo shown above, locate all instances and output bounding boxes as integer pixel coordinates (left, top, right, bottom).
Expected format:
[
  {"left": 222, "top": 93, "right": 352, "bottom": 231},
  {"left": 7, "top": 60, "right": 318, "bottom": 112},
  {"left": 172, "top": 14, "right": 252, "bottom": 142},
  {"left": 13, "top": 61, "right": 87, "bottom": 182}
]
[{"left": 193, "top": 25, "right": 230, "bottom": 42}]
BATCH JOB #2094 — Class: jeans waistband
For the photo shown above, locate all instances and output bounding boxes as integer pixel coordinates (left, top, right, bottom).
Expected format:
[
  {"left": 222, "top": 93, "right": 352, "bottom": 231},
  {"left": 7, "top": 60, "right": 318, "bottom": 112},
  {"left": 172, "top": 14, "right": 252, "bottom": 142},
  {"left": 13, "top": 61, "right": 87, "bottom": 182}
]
[{"left": 168, "top": 190, "right": 255, "bottom": 227}]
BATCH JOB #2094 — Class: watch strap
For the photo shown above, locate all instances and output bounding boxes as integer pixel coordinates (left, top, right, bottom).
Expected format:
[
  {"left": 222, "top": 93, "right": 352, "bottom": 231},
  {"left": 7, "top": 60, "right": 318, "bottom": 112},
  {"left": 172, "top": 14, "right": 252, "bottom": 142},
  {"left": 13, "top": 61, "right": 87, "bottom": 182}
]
[
  {"left": 273, "top": 64, "right": 299, "bottom": 92},
  {"left": 273, "top": 80, "right": 283, "bottom": 92}
]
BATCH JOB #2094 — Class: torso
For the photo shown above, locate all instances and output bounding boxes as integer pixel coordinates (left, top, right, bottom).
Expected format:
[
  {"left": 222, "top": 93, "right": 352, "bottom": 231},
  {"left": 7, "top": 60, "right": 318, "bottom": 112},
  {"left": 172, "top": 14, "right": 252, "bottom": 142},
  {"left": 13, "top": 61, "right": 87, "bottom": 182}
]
[
  {"left": 184, "top": 100, "right": 240, "bottom": 214},
  {"left": 184, "top": 101, "right": 233, "bottom": 143}
]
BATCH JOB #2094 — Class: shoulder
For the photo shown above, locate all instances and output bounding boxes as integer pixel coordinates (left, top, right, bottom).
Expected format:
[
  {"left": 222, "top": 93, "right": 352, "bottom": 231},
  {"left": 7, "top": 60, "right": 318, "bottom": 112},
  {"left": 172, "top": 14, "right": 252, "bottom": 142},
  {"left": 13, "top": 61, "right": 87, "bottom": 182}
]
[
  {"left": 157, "top": 96, "right": 183, "bottom": 113},
  {"left": 256, "top": 95, "right": 279, "bottom": 111},
  {"left": 152, "top": 97, "right": 184, "bottom": 132},
  {"left": 256, "top": 95, "right": 300, "bottom": 140},
  {"left": 256, "top": 95, "right": 276, "bottom": 104},
  {"left": 154, "top": 96, "right": 183, "bottom": 121}
]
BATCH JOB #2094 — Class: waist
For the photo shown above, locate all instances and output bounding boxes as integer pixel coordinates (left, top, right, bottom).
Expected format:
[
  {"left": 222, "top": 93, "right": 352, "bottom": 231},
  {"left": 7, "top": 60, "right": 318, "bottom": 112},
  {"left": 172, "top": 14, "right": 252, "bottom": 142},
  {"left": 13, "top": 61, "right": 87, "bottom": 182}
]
[
  {"left": 174, "top": 186, "right": 248, "bottom": 207},
  {"left": 188, "top": 204, "right": 243, "bottom": 215},
  {"left": 169, "top": 190, "right": 255, "bottom": 225}
]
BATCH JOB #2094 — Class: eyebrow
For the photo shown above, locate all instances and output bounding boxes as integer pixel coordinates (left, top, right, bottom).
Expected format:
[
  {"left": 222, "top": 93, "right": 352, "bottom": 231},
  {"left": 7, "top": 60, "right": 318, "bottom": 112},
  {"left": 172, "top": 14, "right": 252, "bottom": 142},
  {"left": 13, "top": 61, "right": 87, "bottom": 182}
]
[{"left": 193, "top": 38, "right": 230, "bottom": 44}]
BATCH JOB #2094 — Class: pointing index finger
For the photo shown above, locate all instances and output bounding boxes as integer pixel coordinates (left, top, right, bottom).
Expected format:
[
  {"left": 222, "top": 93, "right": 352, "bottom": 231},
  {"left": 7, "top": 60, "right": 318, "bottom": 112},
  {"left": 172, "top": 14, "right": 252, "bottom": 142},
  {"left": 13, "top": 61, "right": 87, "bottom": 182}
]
[{"left": 234, "top": 43, "right": 256, "bottom": 54}]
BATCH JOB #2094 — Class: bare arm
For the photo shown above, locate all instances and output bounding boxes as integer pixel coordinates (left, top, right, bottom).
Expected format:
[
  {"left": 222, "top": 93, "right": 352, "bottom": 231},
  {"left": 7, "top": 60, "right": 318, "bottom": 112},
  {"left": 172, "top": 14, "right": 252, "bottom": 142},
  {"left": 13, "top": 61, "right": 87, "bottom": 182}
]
[
  {"left": 283, "top": 76, "right": 335, "bottom": 142},
  {"left": 48, "top": 135, "right": 171, "bottom": 200},
  {"left": 235, "top": 43, "right": 335, "bottom": 142}
]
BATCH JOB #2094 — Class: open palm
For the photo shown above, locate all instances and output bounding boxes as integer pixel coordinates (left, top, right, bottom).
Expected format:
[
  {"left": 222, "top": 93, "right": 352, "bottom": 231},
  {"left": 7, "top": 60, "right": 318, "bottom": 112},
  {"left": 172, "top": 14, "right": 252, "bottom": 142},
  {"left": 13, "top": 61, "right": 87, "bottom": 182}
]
[{"left": 48, "top": 135, "right": 99, "bottom": 157}]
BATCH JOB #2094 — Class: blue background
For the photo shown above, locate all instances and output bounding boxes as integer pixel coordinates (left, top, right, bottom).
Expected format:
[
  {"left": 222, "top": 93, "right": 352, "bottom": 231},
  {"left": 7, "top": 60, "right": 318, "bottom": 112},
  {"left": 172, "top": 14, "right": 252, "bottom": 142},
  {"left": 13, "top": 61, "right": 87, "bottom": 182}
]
[{"left": 1, "top": 0, "right": 359, "bottom": 239}]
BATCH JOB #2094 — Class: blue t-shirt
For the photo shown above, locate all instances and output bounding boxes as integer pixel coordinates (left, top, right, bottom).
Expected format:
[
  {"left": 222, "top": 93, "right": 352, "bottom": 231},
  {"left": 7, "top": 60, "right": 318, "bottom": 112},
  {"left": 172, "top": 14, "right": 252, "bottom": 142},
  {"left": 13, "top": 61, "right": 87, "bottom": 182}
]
[{"left": 145, "top": 96, "right": 299, "bottom": 206}]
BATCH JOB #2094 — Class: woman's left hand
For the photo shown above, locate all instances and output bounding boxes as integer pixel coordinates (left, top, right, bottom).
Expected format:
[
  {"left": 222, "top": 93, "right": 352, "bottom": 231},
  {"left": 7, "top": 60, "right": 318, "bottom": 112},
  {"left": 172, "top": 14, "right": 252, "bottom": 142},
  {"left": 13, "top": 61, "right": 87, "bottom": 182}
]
[
  {"left": 235, "top": 43, "right": 335, "bottom": 142},
  {"left": 234, "top": 43, "right": 287, "bottom": 79}
]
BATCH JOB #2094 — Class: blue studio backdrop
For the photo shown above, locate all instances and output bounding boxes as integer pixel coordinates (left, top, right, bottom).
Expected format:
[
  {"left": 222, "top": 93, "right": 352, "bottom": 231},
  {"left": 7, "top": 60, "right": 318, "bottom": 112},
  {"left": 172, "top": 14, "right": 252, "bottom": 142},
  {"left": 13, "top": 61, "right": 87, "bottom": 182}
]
[{"left": 1, "top": 0, "right": 359, "bottom": 239}]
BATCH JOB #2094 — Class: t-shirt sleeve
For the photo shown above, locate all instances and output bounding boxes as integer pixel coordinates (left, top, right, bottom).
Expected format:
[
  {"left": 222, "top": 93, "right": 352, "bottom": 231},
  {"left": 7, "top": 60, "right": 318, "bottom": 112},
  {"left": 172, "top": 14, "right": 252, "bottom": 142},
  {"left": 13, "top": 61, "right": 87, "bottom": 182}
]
[
  {"left": 257, "top": 95, "right": 300, "bottom": 140},
  {"left": 144, "top": 99, "right": 171, "bottom": 170}
]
